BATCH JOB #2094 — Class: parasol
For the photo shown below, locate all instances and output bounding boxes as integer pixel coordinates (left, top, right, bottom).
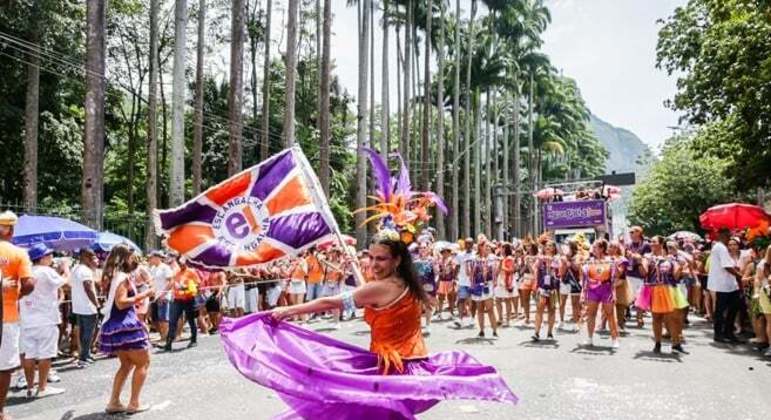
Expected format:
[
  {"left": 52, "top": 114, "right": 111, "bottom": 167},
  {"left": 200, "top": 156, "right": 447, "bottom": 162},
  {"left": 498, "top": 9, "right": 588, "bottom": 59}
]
[
  {"left": 12, "top": 215, "right": 98, "bottom": 251},
  {"left": 699, "top": 203, "right": 771, "bottom": 232}
]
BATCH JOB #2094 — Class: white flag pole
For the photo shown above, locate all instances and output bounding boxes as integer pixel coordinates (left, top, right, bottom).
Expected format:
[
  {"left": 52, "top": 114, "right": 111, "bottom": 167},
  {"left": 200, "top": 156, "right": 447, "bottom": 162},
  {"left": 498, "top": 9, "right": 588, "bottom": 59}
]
[{"left": 292, "top": 147, "right": 367, "bottom": 286}]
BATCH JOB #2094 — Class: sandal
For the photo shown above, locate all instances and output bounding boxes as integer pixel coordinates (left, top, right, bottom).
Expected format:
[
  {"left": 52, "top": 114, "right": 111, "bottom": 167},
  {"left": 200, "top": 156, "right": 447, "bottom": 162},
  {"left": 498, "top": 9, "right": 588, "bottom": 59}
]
[
  {"left": 105, "top": 404, "right": 126, "bottom": 415},
  {"left": 127, "top": 404, "right": 151, "bottom": 415}
]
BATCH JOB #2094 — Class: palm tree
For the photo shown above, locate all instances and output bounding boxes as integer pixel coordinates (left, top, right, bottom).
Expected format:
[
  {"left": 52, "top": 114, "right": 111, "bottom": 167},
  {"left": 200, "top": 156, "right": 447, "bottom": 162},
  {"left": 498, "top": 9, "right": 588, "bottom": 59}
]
[
  {"left": 23, "top": 3, "right": 42, "bottom": 211},
  {"left": 355, "top": 0, "right": 371, "bottom": 245},
  {"left": 435, "top": 0, "right": 447, "bottom": 239},
  {"left": 170, "top": 0, "right": 187, "bottom": 207},
  {"left": 283, "top": 0, "right": 299, "bottom": 147},
  {"left": 450, "top": 0, "right": 461, "bottom": 240},
  {"left": 420, "top": 0, "right": 433, "bottom": 192},
  {"left": 462, "top": 0, "right": 476, "bottom": 238}
]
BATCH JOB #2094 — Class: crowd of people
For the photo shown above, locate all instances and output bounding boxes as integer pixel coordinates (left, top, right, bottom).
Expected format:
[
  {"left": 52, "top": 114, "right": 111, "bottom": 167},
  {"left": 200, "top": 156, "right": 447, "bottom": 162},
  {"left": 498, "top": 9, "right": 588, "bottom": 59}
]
[{"left": 1, "top": 207, "right": 771, "bottom": 418}]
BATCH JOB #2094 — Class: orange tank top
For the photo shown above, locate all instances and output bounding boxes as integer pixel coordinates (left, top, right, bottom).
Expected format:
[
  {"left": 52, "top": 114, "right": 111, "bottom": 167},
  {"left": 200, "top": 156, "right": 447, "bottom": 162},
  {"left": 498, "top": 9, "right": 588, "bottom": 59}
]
[{"left": 364, "top": 289, "right": 427, "bottom": 374}]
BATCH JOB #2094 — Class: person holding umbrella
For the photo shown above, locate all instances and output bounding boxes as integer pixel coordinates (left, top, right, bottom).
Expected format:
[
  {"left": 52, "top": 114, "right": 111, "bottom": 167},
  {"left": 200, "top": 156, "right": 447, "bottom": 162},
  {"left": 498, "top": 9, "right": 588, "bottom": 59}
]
[{"left": 0, "top": 211, "right": 35, "bottom": 419}]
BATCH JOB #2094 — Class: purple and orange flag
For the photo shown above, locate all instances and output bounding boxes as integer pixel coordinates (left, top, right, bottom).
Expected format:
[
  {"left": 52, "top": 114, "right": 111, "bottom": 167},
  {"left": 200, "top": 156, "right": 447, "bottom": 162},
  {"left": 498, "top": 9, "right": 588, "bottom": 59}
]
[{"left": 155, "top": 148, "right": 337, "bottom": 270}]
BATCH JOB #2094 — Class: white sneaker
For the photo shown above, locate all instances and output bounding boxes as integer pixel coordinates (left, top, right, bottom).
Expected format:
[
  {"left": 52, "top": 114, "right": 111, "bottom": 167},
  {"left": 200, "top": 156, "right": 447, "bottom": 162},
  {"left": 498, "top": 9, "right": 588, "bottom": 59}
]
[
  {"left": 48, "top": 371, "right": 62, "bottom": 383},
  {"left": 583, "top": 336, "right": 594, "bottom": 347},
  {"left": 611, "top": 339, "right": 620, "bottom": 349},
  {"left": 465, "top": 318, "right": 475, "bottom": 328},
  {"left": 36, "top": 386, "right": 65, "bottom": 398},
  {"left": 14, "top": 375, "right": 27, "bottom": 390}
]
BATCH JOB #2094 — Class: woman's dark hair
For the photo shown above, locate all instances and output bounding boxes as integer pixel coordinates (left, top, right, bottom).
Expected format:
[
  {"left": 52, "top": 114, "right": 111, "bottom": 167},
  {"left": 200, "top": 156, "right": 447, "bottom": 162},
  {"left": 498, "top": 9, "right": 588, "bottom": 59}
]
[
  {"left": 566, "top": 240, "right": 579, "bottom": 257},
  {"left": 650, "top": 235, "right": 665, "bottom": 246},
  {"left": 371, "top": 237, "right": 428, "bottom": 304},
  {"left": 102, "top": 244, "right": 136, "bottom": 292},
  {"left": 593, "top": 238, "right": 609, "bottom": 254},
  {"left": 525, "top": 242, "right": 539, "bottom": 256},
  {"left": 503, "top": 243, "right": 513, "bottom": 257}
]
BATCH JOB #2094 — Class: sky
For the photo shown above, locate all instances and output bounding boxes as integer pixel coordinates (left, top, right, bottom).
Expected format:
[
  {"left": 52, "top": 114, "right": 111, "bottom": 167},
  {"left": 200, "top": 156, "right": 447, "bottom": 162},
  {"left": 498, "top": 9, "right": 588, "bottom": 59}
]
[{"left": 326, "top": 0, "right": 687, "bottom": 151}]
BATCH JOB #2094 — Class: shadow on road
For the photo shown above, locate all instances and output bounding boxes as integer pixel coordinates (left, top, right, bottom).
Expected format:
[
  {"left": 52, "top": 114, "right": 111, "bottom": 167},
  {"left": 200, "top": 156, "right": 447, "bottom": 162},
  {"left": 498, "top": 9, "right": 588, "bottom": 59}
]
[
  {"left": 569, "top": 345, "right": 615, "bottom": 356},
  {"left": 455, "top": 337, "right": 497, "bottom": 345},
  {"left": 60, "top": 409, "right": 131, "bottom": 420},
  {"left": 633, "top": 350, "right": 682, "bottom": 363},
  {"left": 518, "top": 339, "right": 560, "bottom": 349}
]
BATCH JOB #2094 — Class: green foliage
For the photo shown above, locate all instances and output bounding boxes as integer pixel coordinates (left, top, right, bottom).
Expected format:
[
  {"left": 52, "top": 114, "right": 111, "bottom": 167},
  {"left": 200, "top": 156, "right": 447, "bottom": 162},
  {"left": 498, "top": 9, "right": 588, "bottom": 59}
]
[
  {"left": 656, "top": 0, "right": 771, "bottom": 189},
  {"left": 628, "top": 132, "right": 740, "bottom": 235}
]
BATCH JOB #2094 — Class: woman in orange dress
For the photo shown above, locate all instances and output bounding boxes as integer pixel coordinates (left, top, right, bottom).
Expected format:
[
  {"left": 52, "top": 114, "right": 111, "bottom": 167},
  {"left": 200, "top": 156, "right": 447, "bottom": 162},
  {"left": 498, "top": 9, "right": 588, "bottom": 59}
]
[{"left": 220, "top": 233, "right": 517, "bottom": 419}]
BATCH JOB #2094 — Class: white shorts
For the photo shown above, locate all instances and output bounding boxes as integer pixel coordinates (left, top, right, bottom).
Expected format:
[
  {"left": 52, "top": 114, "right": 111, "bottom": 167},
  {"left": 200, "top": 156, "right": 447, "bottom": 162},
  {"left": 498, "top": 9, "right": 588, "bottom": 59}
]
[
  {"left": 288, "top": 280, "right": 307, "bottom": 295},
  {"left": 559, "top": 281, "right": 572, "bottom": 295},
  {"left": 0, "top": 323, "right": 21, "bottom": 371},
  {"left": 20, "top": 325, "right": 59, "bottom": 360},
  {"left": 267, "top": 285, "right": 282, "bottom": 307},
  {"left": 245, "top": 287, "right": 260, "bottom": 313},
  {"left": 494, "top": 285, "right": 515, "bottom": 299},
  {"left": 227, "top": 284, "right": 246, "bottom": 310}
]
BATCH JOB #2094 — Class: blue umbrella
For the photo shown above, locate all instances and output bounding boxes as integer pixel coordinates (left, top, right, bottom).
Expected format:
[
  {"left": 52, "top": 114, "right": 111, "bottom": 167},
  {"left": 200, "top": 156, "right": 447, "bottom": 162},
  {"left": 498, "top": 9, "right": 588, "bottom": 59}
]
[
  {"left": 12, "top": 215, "right": 98, "bottom": 251},
  {"left": 93, "top": 231, "right": 142, "bottom": 254}
]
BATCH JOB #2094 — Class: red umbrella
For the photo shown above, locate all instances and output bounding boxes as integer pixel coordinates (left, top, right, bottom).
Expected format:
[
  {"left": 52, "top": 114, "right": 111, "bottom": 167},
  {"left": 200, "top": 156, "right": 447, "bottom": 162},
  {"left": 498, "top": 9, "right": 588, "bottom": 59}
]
[
  {"left": 317, "top": 234, "right": 356, "bottom": 250},
  {"left": 699, "top": 203, "right": 771, "bottom": 232}
]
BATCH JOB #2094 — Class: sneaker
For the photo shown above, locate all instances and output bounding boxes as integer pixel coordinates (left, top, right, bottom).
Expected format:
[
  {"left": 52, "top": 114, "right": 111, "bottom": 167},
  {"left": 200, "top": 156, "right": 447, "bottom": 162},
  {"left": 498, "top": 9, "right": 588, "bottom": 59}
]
[
  {"left": 47, "top": 371, "right": 62, "bottom": 383},
  {"left": 653, "top": 342, "right": 662, "bottom": 354},
  {"left": 547, "top": 333, "right": 554, "bottom": 340},
  {"left": 423, "top": 326, "right": 431, "bottom": 336},
  {"left": 672, "top": 344, "right": 689, "bottom": 355},
  {"left": 36, "top": 386, "right": 66, "bottom": 398},
  {"left": 611, "top": 339, "right": 620, "bottom": 349},
  {"left": 764, "top": 348, "right": 771, "bottom": 358},
  {"left": 583, "top": 337, "right": 593, "bottom": 347},
  {"left": 465, "top": 318, "right": 475, "bottom": 328},
  {"left": 14, "top": 375, "right": 27, "bottom": 390},
  {"left": 74, "top": 361, "right": 90, "bottom": 369}
]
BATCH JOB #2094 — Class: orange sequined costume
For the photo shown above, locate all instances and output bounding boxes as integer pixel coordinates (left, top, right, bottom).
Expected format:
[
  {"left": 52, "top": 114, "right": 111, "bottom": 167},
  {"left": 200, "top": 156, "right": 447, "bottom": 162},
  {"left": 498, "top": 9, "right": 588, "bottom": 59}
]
[{"left": 364, "top": 288, "right": 427, "bottom": 374}]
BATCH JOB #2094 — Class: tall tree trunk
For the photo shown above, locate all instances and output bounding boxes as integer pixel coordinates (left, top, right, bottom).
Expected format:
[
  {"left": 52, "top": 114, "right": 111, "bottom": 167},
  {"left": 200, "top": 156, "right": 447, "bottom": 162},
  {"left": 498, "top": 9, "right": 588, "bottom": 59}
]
[
  {"left": 492, "top": 90, "right": 500, "bottom": 239},
  {"left": 411, "top": 20, "right": 419, "bottom": 182},
  {"left": 261, "top": 0, "right": 272, "bottom": 159},
  {"left": 396, "top": 24, "right": 402, "bottom": 154},
  {"left": 316, "top": 0, "right": 321, "bottom": 130},
  {"left": 420, "top": 0, "right": 432, "bottom": 192},
  {"left": 473, "top": 90, "right": 481, "bottom": 236},
  {"left": 512, "top": 87, "right": 521, "bottom": 237},
  {"left": 450, "top": 0, "right": 461, "bottom": 240},
  {"left": 355, "top": 0, "right": 371, "bottom": 245},
  {"left": 170, "top": 0, "right": 188, "bottom": 207},
  {"left": 229, "top": 0, "right": 245, "bottom": 175},
  {"left": 23, "top": 8, "right": 41, "bottom": 212},
  {"left": 484, "top": 89, "right": 491, "bottom": 238},
  {"left": 527, "top": 71, "right": 535, "bottom": 235},
  {"left": 283, "top": 0, "right": 299, "bottom": 147},
  {"left": 318, "top": 0, "right": 332, "bottom": 194},
  {"left": 192, "top": 0, "right": 205, "bottom": 193},
  {"left": 502, "top": 97, "right": 509, "bottom": 240},
  {"left": 380, "top": 0, "right": 390, "bottom": 157},
  {"left": 463, "top": 0, "right": 477, "bottom": 238},
  {"left": 83, "top": 0, "right": 107, "bottom": 229},
  {"left": 369, "top": 0, "right": 376, "bottom": 165},
  {"left": 400, "top": 1, "right": 411, "bottom": 162},
  {"left": 249, "top": 1, "right": 258, "bottom": 166},
  {"left": 146, "top": 0, "right": 160, "bottom": 250},
  {"left": 435, "top": 0, "right": 445, "bottom": 239},
  {"left": 159, "top": 63, "right": 168, "bottom": 207}
]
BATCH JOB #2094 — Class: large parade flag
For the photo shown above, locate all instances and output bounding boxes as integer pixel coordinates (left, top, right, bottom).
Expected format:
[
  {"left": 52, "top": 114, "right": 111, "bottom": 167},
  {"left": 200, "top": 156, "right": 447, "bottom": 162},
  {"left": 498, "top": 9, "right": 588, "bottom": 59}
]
[{"left": 154, "top": 147, "right": 339, "bottom": 270}]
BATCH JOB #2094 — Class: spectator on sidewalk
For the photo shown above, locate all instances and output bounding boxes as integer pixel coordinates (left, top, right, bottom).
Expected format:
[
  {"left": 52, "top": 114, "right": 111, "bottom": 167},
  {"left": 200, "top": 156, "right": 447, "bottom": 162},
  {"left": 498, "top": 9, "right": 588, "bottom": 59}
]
[
  {"left": 20, "top": 244, "right": 67, "bottom": 399},
  {"left": 0, "top": 211, "right": 35, "bottom": 419},
  {"left": 163, "top": 258, "right": 200, "bottom": 352},
  {"left": 147, "top": 251, "right": 173, "bottom": 343},
  {"left": 71, "top": 249, "right": 100, "bottom": 368},
  {"left": 708, "top": 228, "right": 744, "bottom": 343}
]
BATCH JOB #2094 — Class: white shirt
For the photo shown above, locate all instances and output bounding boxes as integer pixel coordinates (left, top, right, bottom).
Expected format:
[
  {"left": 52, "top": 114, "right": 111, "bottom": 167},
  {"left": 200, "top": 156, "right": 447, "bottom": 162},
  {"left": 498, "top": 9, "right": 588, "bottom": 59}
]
[
  {"left": 149, "top": 263, "right": 174, "bottom": 292},
  {"left": 707, "top": 242, "right": 738, "bottom": 293},
  {"left": 455, "top": 252, "right": 475, "bottom": 287},
  {"left": 71, "top": 264, "right": 98, "bottom": 315},
  {"left": 20, "top": 265, "right": 66, "bottom": 328}
]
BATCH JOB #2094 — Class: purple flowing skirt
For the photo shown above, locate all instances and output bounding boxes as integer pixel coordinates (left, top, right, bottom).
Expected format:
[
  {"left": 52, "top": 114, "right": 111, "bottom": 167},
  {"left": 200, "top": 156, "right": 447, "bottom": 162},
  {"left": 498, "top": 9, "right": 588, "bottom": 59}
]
[
  {"left": 99, "top": 313, "right": 149, "bottom": 355},
  {"left": 219, "top": 313, "right": 517, "bottom": 420}
]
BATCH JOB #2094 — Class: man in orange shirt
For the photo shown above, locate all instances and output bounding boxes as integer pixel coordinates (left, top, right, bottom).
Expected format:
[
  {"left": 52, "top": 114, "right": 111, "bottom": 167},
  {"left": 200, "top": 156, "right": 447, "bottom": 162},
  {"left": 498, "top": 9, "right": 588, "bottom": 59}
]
[
  {"left": 161, "top": 257, "right": 200, "bottom": 352},
  {"left": 0, "top": 211, "right": 34, "bottom": 419},
  {"left": 305, "top": 248, "right": 325, "bottom": 303}
]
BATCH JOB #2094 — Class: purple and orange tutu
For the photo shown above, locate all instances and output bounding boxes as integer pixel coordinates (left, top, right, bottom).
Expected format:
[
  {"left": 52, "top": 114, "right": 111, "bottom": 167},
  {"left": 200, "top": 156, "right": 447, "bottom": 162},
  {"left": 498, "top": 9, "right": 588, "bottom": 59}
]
[{"left": 635, "top": 284, "right": 674, "bottom": 314}]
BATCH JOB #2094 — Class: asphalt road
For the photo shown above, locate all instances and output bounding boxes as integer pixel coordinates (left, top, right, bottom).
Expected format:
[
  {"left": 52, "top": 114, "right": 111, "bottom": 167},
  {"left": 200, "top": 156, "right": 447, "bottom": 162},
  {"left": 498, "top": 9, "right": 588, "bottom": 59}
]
[{"left": 8, "top": 312, "right": 770, "bottom": 420}]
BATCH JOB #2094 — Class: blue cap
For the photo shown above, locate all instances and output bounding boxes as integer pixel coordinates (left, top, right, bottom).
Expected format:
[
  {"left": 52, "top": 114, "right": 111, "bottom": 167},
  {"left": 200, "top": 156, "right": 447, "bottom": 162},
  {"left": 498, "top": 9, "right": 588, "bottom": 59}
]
[{"left": 28, "top": 243, "right": 54, "bottom": 261}]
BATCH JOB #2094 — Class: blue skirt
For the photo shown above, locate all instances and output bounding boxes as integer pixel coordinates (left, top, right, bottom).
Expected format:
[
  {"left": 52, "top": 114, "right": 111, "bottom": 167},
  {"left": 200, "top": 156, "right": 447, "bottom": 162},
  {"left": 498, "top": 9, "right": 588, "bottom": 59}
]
[{"left": 99, "top": 312, "right": 149, "bottom": 354}]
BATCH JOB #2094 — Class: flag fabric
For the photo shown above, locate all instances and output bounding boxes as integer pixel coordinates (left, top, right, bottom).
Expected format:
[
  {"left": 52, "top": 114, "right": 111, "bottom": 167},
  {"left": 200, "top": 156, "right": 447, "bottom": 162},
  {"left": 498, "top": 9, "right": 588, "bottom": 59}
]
[{"left": 154, "top": 147, "right": 337, "bottom": 270}]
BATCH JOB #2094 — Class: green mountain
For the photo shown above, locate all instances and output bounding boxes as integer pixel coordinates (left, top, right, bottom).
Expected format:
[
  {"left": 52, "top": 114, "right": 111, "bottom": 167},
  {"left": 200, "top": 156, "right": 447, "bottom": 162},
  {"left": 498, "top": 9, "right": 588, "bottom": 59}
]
[
  {"left": 590, "top": 113, "right": 652, "bottom": 176},
  {"left": 589, "top": 113, "right": 653, "bottom": 232}
]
